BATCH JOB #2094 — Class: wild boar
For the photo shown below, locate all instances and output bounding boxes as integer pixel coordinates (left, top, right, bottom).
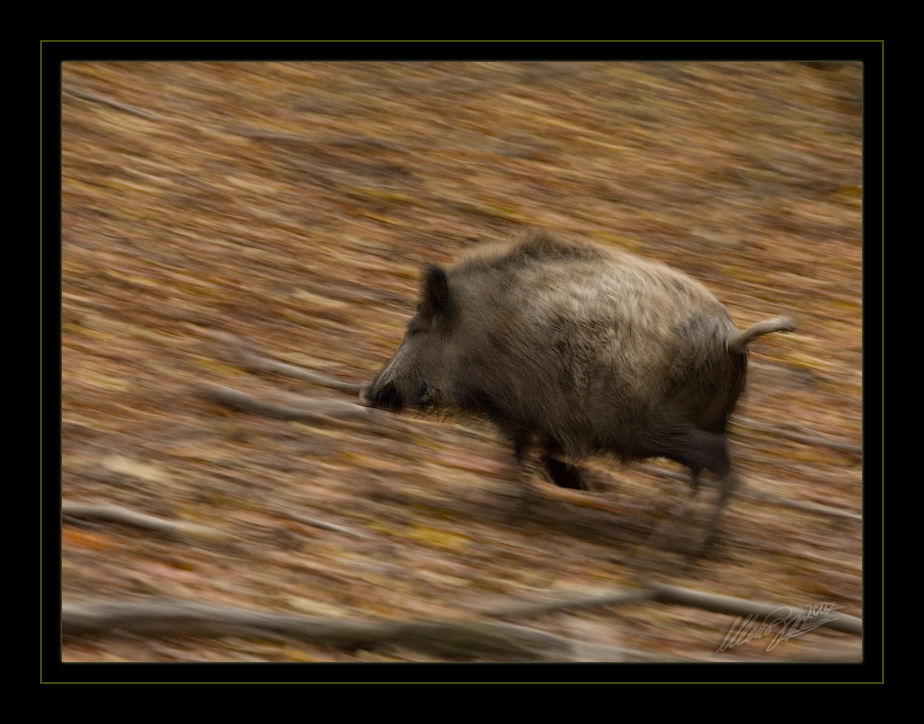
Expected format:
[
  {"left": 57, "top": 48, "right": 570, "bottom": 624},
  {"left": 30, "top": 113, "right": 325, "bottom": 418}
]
[{"left": 363, "top": 230, "right": 793, "bottom": 547}]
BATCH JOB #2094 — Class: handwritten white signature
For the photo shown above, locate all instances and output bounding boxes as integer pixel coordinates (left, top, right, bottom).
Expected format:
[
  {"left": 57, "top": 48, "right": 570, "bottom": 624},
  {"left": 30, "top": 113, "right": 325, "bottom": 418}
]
[{"left": 717, "top": 601, "right": 843, "bottom": 653}]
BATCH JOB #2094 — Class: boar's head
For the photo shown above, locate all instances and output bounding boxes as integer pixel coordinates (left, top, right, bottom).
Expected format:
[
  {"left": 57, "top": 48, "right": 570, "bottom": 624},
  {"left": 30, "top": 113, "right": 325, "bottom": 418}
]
[{"left": 364, "top": 263, "right": 456, "bottom": 413}]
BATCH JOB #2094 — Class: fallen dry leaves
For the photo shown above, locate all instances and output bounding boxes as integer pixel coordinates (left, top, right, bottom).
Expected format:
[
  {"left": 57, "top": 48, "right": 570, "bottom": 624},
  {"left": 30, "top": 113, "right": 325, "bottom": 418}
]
[{"left": 58, "top": 60, "right": 864, "bottom": 668}]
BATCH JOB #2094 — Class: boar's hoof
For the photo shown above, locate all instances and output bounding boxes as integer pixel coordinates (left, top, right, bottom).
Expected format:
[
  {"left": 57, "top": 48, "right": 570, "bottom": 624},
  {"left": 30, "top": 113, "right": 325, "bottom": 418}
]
[{"left": 543, "top": 454, "right": 588, "bottom": 490}]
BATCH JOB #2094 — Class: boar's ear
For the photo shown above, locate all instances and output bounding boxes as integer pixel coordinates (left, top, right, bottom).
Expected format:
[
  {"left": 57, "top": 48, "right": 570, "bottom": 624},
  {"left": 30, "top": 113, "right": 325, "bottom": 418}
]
[{"left": 420, "top": 263, "right": 454, "bottom": 320}]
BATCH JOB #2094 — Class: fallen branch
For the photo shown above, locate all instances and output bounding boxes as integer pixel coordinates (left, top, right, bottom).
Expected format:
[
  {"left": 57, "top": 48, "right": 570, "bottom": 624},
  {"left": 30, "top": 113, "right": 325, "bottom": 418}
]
[
  {"left": 62, "top": 503, "right": 229, "bottom": 544},
  {"left": 194, "top": 326, "right": 365, "bottom": 395},
  {"left": 61, "top": 583, "right": 861, "bottom": 663},
  {"left": 61, "top": 598, "right": 572, "bottom": 661},
  {"left": 479, "top": 585, "right": 657, "bottom": 620},
  {"left": 199, "top": 383, "right": 384, "bottom": 423},
  {"left": 481, "top": 583, "right": 862, "bottom": 637},
  {"left": 651, "top": 584, "right": 862, "bottom": 636}
]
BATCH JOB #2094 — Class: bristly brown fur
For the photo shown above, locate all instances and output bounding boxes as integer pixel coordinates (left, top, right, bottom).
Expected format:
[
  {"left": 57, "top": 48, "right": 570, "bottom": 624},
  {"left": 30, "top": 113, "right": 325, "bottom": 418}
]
[{"left": 365, "top": 229, "right": 794, "bottom": 547}]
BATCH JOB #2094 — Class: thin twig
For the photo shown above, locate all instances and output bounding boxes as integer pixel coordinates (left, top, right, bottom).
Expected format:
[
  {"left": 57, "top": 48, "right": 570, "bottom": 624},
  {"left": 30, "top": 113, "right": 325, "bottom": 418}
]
[
  {"left": 65, "top": 87, "right": 167, "bottom": 123},
  {"left": 193, "top": 326, "right": 365, "bottom": 395},
  {"left": 62, "top": 503, "right": 229, "bottom": 544},
  {"left": 199, "top": 383, "right": 381, "bottom": 423}
]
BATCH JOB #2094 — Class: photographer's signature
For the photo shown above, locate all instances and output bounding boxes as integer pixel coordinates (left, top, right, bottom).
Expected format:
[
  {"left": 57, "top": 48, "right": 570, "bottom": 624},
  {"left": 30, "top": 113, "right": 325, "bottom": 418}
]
[{"left": 717, "top": 601, "right": 843, "bottom": 653}]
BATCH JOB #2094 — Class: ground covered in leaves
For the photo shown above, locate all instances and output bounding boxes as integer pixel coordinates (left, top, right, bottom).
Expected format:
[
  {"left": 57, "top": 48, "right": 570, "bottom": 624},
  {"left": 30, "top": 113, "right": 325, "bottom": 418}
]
[{"left": 58, "top": 60, "right": 864, "bottom": 670}]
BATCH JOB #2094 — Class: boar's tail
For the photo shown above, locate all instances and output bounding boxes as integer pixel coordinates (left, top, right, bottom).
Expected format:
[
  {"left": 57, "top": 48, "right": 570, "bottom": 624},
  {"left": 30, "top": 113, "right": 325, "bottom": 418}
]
[{"left": 727, "top": 316, "right": 795, "bottom": 353}]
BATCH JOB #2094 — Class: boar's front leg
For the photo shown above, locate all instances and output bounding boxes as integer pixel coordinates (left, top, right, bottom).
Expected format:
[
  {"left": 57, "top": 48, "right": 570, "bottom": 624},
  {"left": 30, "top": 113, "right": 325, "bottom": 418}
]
[
  {"left": 541, "top": 437, "right": 587, "bottom": 490},
  {"left": 481, "top": 398, "right": 587, "bottom": 492},
  {"left": 700, "top": 470, "right": 741, "bottom": 551},
  {"left": 508, "top": 427, "right": 586, "bottom": 490}
]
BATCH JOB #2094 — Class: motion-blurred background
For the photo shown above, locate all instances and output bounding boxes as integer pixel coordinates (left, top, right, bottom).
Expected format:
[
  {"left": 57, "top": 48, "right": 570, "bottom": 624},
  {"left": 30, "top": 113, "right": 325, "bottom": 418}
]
[{"left": 60, "top": 60, "right": 863, "bottom": 664}]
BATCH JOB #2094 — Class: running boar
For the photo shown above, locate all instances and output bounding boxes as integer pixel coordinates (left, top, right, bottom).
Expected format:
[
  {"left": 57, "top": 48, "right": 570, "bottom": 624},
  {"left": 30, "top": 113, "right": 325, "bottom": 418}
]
[{"left": 363, "top": 230, "right": 793, "bottom": 546}]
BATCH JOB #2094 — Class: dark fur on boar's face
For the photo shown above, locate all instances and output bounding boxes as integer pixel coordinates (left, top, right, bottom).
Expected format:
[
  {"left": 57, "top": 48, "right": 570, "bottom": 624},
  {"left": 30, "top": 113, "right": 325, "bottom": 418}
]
[{"left": 364, "top": 230, "right": 793, "bottom": 547}]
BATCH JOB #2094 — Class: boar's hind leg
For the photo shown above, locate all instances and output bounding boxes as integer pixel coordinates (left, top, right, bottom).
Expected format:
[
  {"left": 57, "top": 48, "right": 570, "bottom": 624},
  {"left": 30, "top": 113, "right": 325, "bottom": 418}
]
[
  {"left": 660, "top": 427, "right": 731, "bottom": 485},
  {"left": 702, "top": 470, "right": 741, "bottom": 549},
  {"left": 659, "top": 427, "right": 738, "bottom": 549}
]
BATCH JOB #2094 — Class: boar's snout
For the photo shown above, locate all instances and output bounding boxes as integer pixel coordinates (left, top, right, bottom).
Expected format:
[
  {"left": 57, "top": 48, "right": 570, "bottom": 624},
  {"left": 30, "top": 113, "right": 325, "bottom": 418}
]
[
  {"left": 364, "top": 379, "right": 405, "bottom": 411},
  {"left": 364, "top": 375, "right": 436, "bottom": 411}
]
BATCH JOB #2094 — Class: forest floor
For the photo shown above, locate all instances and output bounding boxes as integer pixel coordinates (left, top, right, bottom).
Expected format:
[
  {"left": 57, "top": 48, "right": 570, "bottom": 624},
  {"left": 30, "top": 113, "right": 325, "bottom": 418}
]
[{"left": 57, "top": 60, "right": 865, "bottom": 671}]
